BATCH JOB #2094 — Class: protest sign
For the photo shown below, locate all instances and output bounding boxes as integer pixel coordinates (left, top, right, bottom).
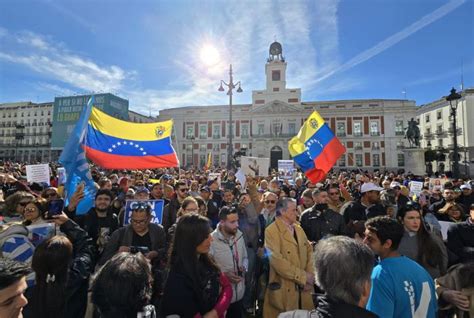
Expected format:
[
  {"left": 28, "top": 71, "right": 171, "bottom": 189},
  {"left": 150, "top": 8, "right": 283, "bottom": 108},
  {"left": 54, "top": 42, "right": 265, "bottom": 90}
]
[
  {"left": 235, "top": 169, "right": 246, "bottom": 189},
  {"left": 409, "top": 181, "right": 424, "bottom": 196},
  {"left": 278, "top": 160, "right": 296, "bottom": 181},
  {"left": 124, "top": 200, "right": 164, "bottom": 225},
  {"left": 429, "top": 178, "right": 447, "bottom": 190},
  {"left": 57, "top": 167, "right": 67, "bottom": 185},
  {"left": 26, "top": 164, "right": 50, "bottom": 185},
  {"left": 241, "top": 156, "right": 270, "bottom": 177}
]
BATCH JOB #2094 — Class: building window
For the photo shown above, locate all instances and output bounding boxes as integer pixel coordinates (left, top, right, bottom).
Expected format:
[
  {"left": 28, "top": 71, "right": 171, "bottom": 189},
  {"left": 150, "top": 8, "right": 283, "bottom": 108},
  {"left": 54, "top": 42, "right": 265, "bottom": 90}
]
[
  {"left": 353, "top": 122, "right": 362, "bottom": 136},
  {"left": 437, "top": 110, "right": 442, "bottom": 120},
  {"left": 395, "top": 120, "right": 404, "bottom": 135},
  {"left": 336, "top": 122, "right": 346, "bottom": 137},
  {"left": 199, "top": 144, "right": 206, "bottom": 152},
  {"left": 199, "top": 125, "right": 207, "bottom": 139},
  {"left": 273, "top": 87, "right": 279, "bottom": 92},
  {"left": 186, "top": 155, "right": 193, "bottom": 166},
  {"left": 370, "top": 122, "right": 379, "bottom": 136},
  {"left": 288, "top": 123, "right": 296, "bottom": 135},
  {"left": 425, "top": 114, "right": 430, "bottom": 123},
  {"left": 373, "top": 154, "right": 380, "bottom": 167},
  {"left": 186, "top": 126, "right": 194, "bottom": 138},
  {"left": 213, "top": 155, "right": 219, "bottom": 167},
  {"left": 354, "top": 142, "right": 362, "bottom": 150},
  {"left": 355, "top": 154, "right": 363, "bottom": 167},
  {"left": 212, "top": 144, "right": 220, "bottom": 152},
  {"left": 338, "top": 154, "right": 346, "bottom": 167},
  {"left": 372, "top": 141, "right": 380, "bottom": 150},
  {"left": 258, "top": 124, "right": 264, "bottom": 135},
  {"left": 398, "top": 154, "right": 405, "bottom": 167},
  {"left": 213, "top": 125, "right": 220, "bottom": 138},
  {"left": 221, "top": 153, "right": 226, "bottom": 166},
  {"left": 272, "top": 70, "right": 281, "bottom": 81},
  {"left": 199, "top": 154, "right": 206, "bottom": 166},
  {"left": 241, "top": 124, "right": 249, "bottom": 138}
]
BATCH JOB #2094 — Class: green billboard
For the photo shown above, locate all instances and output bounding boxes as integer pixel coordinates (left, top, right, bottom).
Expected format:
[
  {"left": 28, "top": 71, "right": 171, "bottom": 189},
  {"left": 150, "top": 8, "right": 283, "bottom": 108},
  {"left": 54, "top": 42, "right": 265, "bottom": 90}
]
[{"left": 51, "top": 93, "right": 129, "bottom": 149}]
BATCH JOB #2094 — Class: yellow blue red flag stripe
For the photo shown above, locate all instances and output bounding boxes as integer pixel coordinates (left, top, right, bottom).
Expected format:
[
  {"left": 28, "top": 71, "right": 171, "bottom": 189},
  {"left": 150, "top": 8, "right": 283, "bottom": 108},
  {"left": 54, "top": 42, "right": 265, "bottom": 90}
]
[
  {"left": 288, "top": 111, "right": 345, "bottom": 183},
  {"left": 83, "top": 107, "right": 179, "bottom": 169}
]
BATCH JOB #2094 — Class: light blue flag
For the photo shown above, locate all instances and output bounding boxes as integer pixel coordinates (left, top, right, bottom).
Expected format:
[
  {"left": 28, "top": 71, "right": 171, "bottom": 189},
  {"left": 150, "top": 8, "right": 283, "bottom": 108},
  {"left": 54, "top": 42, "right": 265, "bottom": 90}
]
[{"left": 59, "top": 97, "right": 96, "bottom": 215}]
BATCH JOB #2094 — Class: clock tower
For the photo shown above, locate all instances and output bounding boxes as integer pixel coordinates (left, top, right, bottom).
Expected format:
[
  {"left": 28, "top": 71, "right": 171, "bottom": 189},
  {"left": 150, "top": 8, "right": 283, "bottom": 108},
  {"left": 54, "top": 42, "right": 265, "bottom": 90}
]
[{"left": 252, "top": 41, "right": 301, "bottom": 106}]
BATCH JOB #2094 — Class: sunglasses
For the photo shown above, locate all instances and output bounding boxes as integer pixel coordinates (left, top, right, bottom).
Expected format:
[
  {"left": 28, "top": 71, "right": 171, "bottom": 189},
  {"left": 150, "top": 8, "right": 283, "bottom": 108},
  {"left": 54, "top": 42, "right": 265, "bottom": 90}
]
[
  {"left": 265, "top": 200, "right": 276, "bottom": 204},
  {"left": 179, "top": 188, "right": 189, "bottom": 192}
]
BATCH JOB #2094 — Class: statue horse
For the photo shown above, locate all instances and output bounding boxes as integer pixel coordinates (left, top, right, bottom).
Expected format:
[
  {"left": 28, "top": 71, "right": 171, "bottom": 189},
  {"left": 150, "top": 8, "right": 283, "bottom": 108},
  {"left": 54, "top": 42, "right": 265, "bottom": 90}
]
[{"left": 405, "top": 127, "right": 420, "bottom": 148}]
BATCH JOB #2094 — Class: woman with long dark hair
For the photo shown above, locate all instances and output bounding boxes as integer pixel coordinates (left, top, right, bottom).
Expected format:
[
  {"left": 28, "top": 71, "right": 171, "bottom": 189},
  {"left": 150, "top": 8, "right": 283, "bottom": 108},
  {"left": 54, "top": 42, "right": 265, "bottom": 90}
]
[
  {"left": 23, "top": 212, "right": 95, "bottom": 318},
  {"left": 161, "top": 213, "right": 232, "bottom": 317},
  {"left": 397, "top": 202, "right": 448, "bottom": 279}
]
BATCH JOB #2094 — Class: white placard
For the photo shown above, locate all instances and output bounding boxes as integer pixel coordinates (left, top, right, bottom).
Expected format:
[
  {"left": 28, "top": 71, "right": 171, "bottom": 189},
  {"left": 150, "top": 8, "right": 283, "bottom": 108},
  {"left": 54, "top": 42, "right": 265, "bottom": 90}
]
[
  {"left": 409, "top": 181, "right": 424, "bottom": 196},
  {"left": 235, "top": 169, "right": 246, "bottom": 189},
  {"left": 26, "top": 164, "right": 50, "bottom": 185},
  {"left": 241, "top": 156, "right": 270, "bottom": 177},
  {"left": 278, "top": 160, "right": 296, "bottom": 181}
]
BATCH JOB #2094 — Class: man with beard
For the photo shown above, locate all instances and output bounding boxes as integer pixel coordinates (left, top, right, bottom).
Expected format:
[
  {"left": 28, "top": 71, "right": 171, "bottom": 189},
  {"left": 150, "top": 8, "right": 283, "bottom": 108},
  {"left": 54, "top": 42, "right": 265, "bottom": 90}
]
[
  {"left": 221, "top": 188, "right": 237, "bottom": 209},
  {"left": 162, "top": 180, "right": 188, "bottom": 233},
  {"left": 82, "top": 189, "right": 119, "bottom": 260},
  {"left": 210, "top": 206, "right": 248, "bottom": 318},
  {"left": 300, "top": 189, "right": 345, "bottom": 245}
]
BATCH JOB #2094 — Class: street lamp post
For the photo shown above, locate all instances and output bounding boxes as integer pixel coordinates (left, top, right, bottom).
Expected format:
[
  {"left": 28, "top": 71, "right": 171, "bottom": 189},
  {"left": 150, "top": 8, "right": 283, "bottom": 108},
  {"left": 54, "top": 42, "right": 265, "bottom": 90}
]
[
  {"left": 446, "top": 87, "right": 462, "bottom": 178},
  {"left": 218, "top": 64, "right": 243, "bottom": 170}
]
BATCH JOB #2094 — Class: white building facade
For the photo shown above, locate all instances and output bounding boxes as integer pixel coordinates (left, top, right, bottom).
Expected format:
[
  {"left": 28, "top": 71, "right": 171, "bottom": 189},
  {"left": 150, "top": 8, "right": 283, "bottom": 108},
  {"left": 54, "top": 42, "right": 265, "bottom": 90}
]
[
  {"left": 159, "top": 42, "right": 418, "bottom": 172},
  {"left": 417, "top": 88, "right": 474, "bottom": 176},
  {"left": 0, "top": 101, "right": 55, "bottom": 162}
]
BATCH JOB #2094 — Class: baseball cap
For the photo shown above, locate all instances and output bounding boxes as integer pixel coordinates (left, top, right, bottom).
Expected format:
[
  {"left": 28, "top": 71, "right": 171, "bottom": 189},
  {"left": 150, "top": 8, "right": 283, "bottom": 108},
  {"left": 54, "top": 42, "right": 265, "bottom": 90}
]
[
  {"left": 460, "top": 184, "right": 472, "bottom": 190},
  {"left": 390, "top": 181, "right": 401, "bottom": 189},
  {"left": 200, "top": 186, "right": 211, "bottom": 193},
  {"left": 361, "top": 183, "right": 383, "bottom": 193},
  {"left": 207, "top": 179, "right": 217, "bottom": 186},
  {"left": 135, "top": 186, "right": 150, "bottom": 195}
]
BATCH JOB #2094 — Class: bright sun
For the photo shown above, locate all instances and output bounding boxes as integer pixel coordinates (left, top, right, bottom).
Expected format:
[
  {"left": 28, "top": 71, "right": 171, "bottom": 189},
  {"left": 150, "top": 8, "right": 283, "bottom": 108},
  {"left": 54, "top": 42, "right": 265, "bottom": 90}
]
[{"left": 199, "top": 45, "right": 220, "bottom": 66}]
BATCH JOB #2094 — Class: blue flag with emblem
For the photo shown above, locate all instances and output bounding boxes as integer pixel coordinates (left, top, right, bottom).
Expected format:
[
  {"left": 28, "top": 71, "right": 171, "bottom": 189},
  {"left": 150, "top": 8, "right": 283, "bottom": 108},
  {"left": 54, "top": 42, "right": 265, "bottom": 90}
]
[{"left": 59, "top": 97, "right": 96, "bottom": 215}]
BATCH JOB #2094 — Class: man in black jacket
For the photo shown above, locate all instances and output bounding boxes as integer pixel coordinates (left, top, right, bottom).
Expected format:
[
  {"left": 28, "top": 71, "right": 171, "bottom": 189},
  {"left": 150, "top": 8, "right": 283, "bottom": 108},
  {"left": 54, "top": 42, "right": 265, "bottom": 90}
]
[
  {"left": 82, "top": 189, "right": 119, "bottom": 260},
  {"left": 300, "top": 189, "right": 345, "bottom": 244},
  {"left": 162, "top": 180, "right": 188, "bottom": 233},
  {"left": 447, "top": 203, "right": 474, "bottom": 264}
]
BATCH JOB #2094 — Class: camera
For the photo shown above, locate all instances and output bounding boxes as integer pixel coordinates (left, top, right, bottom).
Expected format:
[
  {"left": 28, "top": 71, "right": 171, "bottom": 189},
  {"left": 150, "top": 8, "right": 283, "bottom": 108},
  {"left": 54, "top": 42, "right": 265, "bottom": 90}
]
[{"left": 130, "top": 246, "right": 150, "bottom": 254}]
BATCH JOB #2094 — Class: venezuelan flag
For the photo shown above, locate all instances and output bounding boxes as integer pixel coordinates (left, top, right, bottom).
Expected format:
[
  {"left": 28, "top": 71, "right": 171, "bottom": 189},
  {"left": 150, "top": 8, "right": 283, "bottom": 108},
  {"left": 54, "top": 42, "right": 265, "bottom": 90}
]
[
  {"left": 83, "top": 107, "right": 179, "bottom": 169},
  {"left": 288, "top": 111, "right": 345, "bottom": 183}
]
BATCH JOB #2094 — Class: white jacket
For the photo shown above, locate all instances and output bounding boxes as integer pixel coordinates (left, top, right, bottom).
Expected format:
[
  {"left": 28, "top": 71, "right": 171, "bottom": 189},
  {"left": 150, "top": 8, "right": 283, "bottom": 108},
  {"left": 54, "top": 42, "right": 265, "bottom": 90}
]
[{"left": 210, "top": 225, "right": 248, "bottom": 303}]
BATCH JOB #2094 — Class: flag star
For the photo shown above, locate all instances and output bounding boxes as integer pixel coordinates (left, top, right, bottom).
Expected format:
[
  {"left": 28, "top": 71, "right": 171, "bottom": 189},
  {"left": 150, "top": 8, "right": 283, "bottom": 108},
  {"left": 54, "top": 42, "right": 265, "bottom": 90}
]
[
  {"left": 140, "top": 148, "right": 144, "bottom": 151},
  {"left": 117, "top": 142, "right": 121, "bottom": 146},
  {"left": 135, "top": 144, "right": 139, "bottom": 148},
  {"left": 108, "top": 148, "right": 112, "bottom": 152},
  {"left": 143, "top": 152, "right": 147, "bottom": 155},
  {"left": 130, "top": 142, "right": 134, "bottom": 145},
  {"left": 112, "top": 145, "right": 116, "bottom": 148},
  {"left": 123, "top": 141, "right": 127, "bottom": 144}
]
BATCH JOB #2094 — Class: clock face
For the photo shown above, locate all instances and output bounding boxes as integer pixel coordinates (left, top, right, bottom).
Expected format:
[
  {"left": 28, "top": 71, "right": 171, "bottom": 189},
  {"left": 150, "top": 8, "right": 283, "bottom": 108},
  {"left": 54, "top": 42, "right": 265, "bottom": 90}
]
[{"left": 270, "top": 47, "right": 280, "bottom": 55}]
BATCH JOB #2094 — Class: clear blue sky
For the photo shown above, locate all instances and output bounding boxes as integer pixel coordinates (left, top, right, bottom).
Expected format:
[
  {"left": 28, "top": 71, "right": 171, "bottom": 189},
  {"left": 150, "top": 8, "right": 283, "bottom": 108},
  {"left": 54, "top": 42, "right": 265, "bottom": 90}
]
[{"left": 0, "top": 0, "right": 472, "bottom": 116}]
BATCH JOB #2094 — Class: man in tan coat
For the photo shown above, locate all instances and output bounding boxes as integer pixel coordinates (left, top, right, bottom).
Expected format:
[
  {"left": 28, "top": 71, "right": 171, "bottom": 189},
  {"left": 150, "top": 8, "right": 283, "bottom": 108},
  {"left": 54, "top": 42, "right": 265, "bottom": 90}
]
[{"left": 263, "top": 197, "right": 314, "bottom": 317}]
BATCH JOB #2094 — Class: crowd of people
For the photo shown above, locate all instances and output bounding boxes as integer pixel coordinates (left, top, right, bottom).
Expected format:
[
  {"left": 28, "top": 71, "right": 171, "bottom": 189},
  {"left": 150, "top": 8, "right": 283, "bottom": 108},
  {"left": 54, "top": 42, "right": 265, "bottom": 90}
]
[{"left": 0, "top": 161, "right": 473, "bottom": 318}]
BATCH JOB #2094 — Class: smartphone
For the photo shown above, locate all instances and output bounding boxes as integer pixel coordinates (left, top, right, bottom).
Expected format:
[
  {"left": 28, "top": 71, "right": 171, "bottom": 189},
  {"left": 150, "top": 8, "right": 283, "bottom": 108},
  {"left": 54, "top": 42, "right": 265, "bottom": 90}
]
[{"left": 47, "top": 199, "right": 64, "bottom": 219}]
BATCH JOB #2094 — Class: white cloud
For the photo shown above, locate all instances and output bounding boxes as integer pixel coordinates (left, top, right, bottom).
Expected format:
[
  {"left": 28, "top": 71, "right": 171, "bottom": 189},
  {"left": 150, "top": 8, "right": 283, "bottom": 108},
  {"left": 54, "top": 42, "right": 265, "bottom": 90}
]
[{"left": 34, "top": 82, "right": 76, "bottom": 96}]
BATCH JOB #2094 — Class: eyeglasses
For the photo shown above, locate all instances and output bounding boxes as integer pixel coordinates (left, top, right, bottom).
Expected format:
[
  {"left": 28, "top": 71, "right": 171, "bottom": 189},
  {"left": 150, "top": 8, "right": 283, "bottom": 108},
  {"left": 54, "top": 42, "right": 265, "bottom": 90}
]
[
  {"left": 265, "top": 200, "right": 276, "bottom": 204},
  {"left": 179, "top": 188, "right": 189, "bottom": 192},
  {"left": 24, "top": 207, "right": 37, "bottom": 213}
]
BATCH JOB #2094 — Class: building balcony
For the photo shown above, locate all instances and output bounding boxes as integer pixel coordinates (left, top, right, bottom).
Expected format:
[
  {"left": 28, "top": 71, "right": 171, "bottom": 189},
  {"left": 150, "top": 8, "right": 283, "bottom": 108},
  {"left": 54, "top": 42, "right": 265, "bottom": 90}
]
[
  {"left": 255, "top": 133, "right": 294, "bottom": 139},
  {"left": 396, "top": 144, "right": 405, "bottom": 150},
  {"left": 212, "top": 135, "right": 221, "bottom": 139},
  {"left": 395, "top": 131, "right": 405, "bottom": 136},
  {"left": 353, "top": 132, "right": 363, "bottom": 137},
  {"left": 354, "top": 145, "right": 363, "bottom": 150},
  {"left": 435, "top": 130, "right": 447, "bottom": 138},
  {"left": 372, "top": 146, "right": 380, "bottom": 150},
  {"left": 370, "top": 132, "right": 380, "bottom": 136},
  {"left": 336, "top": 132, "right": 346, "bottom": 137},
  {"left": 435, "top": 146, "right": 444, "bottom": 151},
  {"left": 447, "top": 127, "right": 462, "bottom": 135},
  {"left": 424, "top": 133, "right": 434, "bottom": 141}
]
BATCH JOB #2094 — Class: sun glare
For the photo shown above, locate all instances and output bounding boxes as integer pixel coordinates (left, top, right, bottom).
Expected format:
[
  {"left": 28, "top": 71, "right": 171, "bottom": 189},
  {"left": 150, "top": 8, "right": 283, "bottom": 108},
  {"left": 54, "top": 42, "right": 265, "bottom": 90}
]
[{"left": 200, "top": 45, "right": 220, "bottom": 66}]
